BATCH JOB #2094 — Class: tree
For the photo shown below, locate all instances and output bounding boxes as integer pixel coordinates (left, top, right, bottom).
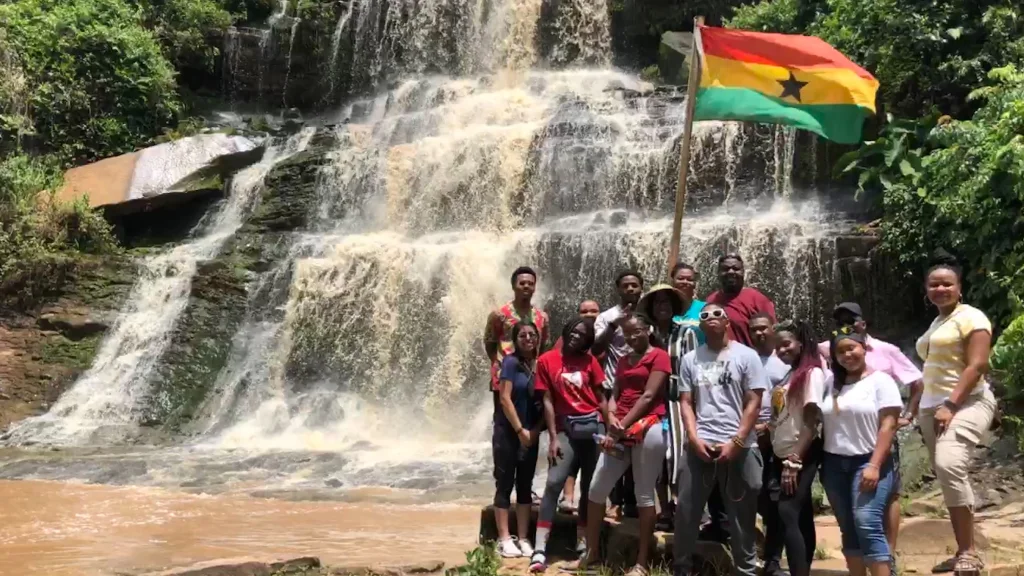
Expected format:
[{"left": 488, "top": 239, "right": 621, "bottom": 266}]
[{"left": 0, "top": 0, "right": 181, "bottom": 163}]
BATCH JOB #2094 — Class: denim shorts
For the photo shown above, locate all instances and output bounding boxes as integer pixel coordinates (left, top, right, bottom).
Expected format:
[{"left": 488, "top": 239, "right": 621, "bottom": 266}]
[{"left": 821, "top": 452, "right": 895, "bottom": 564}]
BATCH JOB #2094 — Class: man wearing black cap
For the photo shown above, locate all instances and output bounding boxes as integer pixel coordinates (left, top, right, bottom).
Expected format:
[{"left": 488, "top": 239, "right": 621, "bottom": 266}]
[{"left": 819, "top": 302, "right": 924, "bottom": 567}]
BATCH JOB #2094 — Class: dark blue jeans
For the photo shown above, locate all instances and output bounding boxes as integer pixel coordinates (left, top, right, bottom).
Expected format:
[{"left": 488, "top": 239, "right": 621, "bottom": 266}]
[{"left": 821, "top": 452, "right": 895, "bottom": 564}]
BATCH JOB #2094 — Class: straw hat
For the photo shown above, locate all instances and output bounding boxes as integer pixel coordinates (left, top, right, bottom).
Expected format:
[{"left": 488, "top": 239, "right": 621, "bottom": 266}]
[{"left": 636, "top": 283, "right": 685, "bottom": 320}]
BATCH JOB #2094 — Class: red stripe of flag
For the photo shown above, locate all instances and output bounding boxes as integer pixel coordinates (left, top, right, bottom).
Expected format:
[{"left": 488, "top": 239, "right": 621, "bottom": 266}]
[{"left": 700, "top": 25, "right": 875, "bottom": 79}]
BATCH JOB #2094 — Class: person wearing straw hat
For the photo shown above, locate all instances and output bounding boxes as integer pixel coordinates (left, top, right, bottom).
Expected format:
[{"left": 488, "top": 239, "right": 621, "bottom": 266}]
[{"left": 637, "top": 283, "right": 686, "bottom": 530}]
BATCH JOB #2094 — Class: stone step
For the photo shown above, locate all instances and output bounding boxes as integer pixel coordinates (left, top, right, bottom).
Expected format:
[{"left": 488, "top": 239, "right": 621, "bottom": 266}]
[{"left": 481, "top": 507, "right": 1024, "bottom": 576}]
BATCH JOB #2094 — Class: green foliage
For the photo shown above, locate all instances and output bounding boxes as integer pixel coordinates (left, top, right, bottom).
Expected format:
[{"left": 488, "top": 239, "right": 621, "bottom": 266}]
[
  {"left": 0, "top": 30, "right": 33, "bottom": 144},
  {"left": 992, "top": 307, "right": 1024, "bottom": 401},
  {"left": 832, "top": 112, "right": 940, "bottom": 196},
  {"left": 0, "top": 0, "right": 181, "bottom": 163},
  {"left": 137, "top": 0, "right": 235, "bottom": 73},
  {"left": 640, "top": 64, "right": 662, "bottom": 84},
  {"left": 876, "top": 65, "right": 1024, "bottom": 327},
  {"left": 992, "top": 308, "right": 1024, "bottom": 454},
  {"left": 448, "top": 544, "right": 501, "bottom": 576},
  {"left": 729, "top": 0, "right": 821, "bottom": 33},
  {"left": 727, "top": 0, "right": 1024, "bottom": 119},
  {"left": 0, "top": 154, "right": 120, "bottom": 309}
]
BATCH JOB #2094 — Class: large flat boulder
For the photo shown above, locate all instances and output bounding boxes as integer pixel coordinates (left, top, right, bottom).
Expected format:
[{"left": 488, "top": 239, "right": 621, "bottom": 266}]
[
  {"left": 479, "top": 505, "right": 751, "bottom": 572},
  {"left": 59, "top": 133, "right": 262, "bottom": 215},
  {"left": 659, "top": 31, "right": 694, "bottom": 85}
]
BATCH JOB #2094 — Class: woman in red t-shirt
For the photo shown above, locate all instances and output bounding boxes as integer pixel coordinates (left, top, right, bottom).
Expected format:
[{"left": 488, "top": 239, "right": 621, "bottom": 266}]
[
  {"left": 528, "top": 318, "right": 609, "bottom": 572},
  {"left": 581, "top": 314, "right": 670, "bottom": 576}
]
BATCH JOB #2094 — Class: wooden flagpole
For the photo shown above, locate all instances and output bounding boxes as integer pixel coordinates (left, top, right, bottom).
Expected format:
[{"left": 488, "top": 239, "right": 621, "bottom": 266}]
[{"left": 666, "top": 15, "right": 704, "bottom": 275}]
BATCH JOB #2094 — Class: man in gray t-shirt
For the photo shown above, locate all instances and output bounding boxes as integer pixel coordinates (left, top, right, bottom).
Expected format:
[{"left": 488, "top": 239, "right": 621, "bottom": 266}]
[
  {"left": 680, "top": 340, "right": 769, "bottom": 446},
  {"left": 673, "top": 303, "right": 767, "bottom": 576}
]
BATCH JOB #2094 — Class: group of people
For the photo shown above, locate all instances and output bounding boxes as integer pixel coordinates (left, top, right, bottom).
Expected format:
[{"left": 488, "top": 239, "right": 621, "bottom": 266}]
[{"left": 483, "top": 252, "right": 997, "bottom": 576}]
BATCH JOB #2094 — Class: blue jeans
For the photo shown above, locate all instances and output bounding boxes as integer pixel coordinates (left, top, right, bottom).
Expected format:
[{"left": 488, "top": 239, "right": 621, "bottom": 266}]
[{"left": 821, "top": 452, "right": 895, "bottom": 564}]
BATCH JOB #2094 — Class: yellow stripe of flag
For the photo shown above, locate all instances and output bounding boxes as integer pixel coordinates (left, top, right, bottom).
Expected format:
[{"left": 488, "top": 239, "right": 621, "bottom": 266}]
[{"left": 701, "top": 54, "right": 877, "bottom": 109}]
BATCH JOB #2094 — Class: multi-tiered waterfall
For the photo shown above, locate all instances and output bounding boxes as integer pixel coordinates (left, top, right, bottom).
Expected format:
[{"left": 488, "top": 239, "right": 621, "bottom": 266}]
[{"left": 1, "top": 0, "right": 852, "bottom": 495}]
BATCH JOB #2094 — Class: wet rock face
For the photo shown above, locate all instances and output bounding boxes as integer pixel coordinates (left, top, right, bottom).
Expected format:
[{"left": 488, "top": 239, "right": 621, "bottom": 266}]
[
  {"left": 831, "top": 232, "right": 928, "bottom": 341},
  {"left": 140, "top": 131, "right": 338, "bottom": 431},
  {"left": 0, "top": 256, "right": 136, "bottom": 431},
  {"left": 221, "top": 1, "right": 355, "bottom": 111}
]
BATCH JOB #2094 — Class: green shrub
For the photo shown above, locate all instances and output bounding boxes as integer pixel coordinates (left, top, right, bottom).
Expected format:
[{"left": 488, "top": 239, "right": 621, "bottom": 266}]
[
  {"left": 138, "top": 0, "right": 235, "bottom": 73},
  {"left": 0, "top": 0, "right": 181, "bottom": 163},
  {"left": 0, "top": 154, "right": 119, "bottom": 309},
  {"left": 448, "top": 544, "right": 500, "bottom": 576},
  {"left": 640, "top": 64, "right": 662, "bottom": 84}
]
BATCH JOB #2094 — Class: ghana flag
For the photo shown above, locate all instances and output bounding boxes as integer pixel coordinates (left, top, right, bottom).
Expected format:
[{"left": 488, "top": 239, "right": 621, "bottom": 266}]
[{"left": 693, "top": 25, "right": 879, "bottom": 144}]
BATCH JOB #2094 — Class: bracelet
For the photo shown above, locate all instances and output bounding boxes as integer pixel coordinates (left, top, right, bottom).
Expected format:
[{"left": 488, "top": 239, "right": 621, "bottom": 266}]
[
  {"left": 785, "top": 453, "right": 802, "bottom": 464},
  {"left": 782, "top": 460, "right": 803, "bottom": 470},
  {"left": 942, "top": 399, "right": 960, "bottom": 413},
  {"left": 865, "top": 463, "right": 879, "bottom": 470},
  {"left": 730, "top": 435, "right": 745, "bottom": 448}
]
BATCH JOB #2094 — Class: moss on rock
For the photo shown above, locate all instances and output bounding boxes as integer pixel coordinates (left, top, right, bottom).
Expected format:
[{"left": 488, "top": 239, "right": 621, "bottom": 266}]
[{"left": 140, "top": 129, "right": 337, "bottom": 430}]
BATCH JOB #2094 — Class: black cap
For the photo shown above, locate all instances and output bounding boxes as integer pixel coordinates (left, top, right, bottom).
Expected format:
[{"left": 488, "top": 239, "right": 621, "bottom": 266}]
[{"left": 833, "top": 302, "right": 863, "bottom": 319}]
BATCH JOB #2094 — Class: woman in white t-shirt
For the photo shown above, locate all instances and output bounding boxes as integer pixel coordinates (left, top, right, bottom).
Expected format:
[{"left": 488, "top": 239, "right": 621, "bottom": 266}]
[
  {"left": 820, "top": 328, "right": 902, "bottom": 576},
  {"left": 915, "top": 254, "right": 996, "bottom": 574},
  {"left": 769, "top": 320, "right": 827, "bottom": 576}
]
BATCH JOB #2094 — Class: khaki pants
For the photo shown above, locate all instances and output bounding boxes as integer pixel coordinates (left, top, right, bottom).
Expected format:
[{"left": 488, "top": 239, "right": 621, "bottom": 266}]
[{"left": 919, "top": 389, "right": 996, "bottom": 509}]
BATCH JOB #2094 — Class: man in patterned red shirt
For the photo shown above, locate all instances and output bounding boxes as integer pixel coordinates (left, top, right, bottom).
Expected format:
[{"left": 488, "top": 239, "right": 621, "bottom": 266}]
[{"left": 484, "top": 266, "right": 550, "bottom": 393}]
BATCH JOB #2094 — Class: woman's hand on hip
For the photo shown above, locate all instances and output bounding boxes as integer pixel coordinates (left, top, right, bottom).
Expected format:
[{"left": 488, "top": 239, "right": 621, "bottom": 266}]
[
  {"left": 934, "top": 405, "right": 955, "bottom": 435},
  {"left": 859, "top": 464, "right": 880, "bottom": 492}
]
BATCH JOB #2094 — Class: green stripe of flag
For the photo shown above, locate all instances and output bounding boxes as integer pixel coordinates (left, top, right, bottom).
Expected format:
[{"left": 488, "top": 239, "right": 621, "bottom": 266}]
[{"left": 693, "top": 87, "right": 870, "bottom": 144}]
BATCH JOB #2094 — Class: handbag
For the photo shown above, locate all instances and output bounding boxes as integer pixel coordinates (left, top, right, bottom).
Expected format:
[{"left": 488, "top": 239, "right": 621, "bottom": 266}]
[{"left": 563, "top": 413, "right": 604, "bottom": 441}]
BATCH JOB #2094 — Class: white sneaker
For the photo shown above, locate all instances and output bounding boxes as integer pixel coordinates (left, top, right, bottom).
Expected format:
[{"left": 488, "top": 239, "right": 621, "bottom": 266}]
[
  {"left": 576, "top": 536, "right": 587, "bottom": 556},
  {"left": 498, "top": 537, "right": 522, "bottom": 558},
  {"left": 518, "top": 539, "right": 534, "bottom": 557},
  {"left": 529, "top": 552, "right": 548, "bottom": 573}
]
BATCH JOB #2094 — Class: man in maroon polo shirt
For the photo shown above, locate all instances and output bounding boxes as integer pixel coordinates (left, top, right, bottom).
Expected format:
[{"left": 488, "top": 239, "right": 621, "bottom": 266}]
[{"left": 706, "top": 254, "right": 776, "bottom": 347}]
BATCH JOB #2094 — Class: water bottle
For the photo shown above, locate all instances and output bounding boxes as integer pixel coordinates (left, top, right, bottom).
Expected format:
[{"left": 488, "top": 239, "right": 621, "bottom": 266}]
[{"left": 593, "top": 433, "right": 626, "bottom": 459}]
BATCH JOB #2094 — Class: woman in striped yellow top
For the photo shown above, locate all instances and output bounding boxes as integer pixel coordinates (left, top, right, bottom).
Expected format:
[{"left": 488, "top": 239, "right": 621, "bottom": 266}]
[{"left": 915, "top": 253, "right": 997, "bottom": 574}]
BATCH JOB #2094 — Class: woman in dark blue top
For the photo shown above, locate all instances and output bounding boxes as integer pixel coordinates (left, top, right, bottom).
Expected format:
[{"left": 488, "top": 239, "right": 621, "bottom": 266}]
[{"left": 493, "top": 321, "right": 543, "bottom": 558}]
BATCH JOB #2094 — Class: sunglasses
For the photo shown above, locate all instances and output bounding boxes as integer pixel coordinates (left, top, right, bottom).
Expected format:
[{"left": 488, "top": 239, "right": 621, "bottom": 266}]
[{"left": 699, "top": 309, "right": 727, "bottom": 321}]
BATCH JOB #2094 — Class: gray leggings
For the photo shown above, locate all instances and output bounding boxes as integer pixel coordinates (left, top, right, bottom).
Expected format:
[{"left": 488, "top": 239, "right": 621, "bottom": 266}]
[
  {"left": 588, "top": 423, "right": 666, "bottom": 508},
  {"left": 539, "top": 432, "right": 599, "bottom": 528}
]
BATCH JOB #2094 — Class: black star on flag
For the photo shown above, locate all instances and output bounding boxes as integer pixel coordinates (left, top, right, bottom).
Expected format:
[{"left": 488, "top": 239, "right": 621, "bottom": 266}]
[{"left": 778, "top": 71, "right": 809, "bottom": 102}]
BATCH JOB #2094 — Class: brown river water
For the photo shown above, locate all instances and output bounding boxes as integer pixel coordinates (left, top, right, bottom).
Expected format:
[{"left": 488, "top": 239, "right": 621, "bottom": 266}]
[{"left": 0, "top": 479, "right": 482, "bottom": 576}]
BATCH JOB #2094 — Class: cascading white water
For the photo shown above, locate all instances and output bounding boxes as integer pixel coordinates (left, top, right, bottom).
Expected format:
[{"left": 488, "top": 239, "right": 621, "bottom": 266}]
[
  {"left": 191, "top": 69, "right": 833, "bottom": 490},
  {"left": 280, "top": 17, "right": 301, "bottom": 107},
  {"left": 0, "top": 3, "right": 841, "bottom": 496},
  {"left": 5, "top": 129, "right": 316, "bottom": 447}
]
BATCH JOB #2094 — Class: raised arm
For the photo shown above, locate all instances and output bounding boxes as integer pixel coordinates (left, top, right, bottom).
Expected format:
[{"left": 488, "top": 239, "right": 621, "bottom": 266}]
[{"left": 593, "top": 313, "right": 615, "bottom": 356}]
